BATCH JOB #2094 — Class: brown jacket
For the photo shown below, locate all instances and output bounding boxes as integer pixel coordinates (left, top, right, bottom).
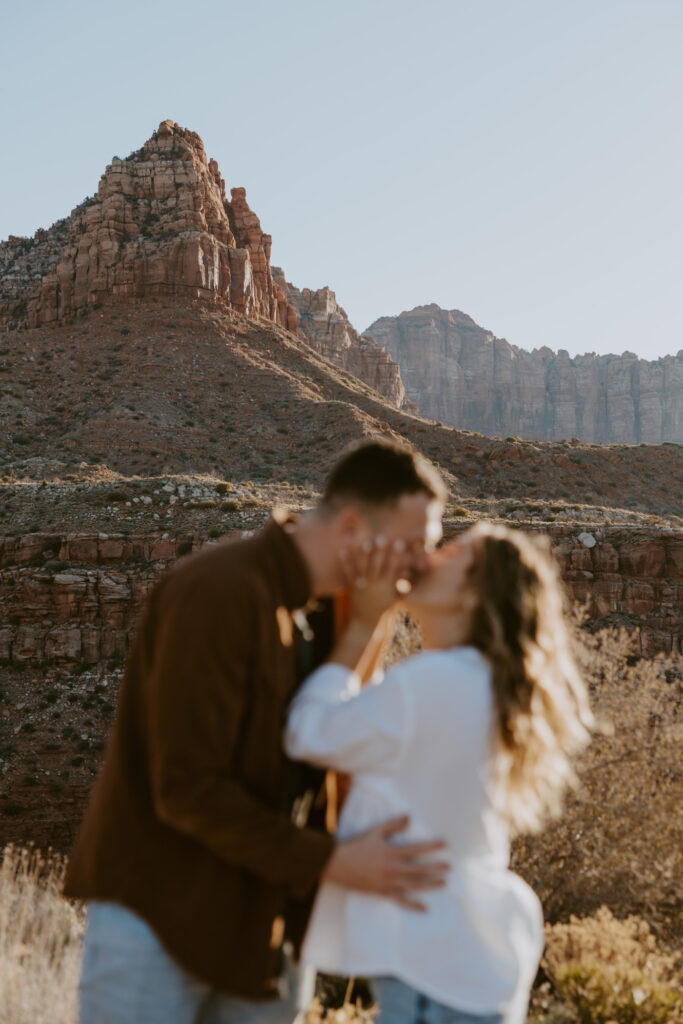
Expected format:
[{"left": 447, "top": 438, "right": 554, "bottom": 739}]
[{"left": 64, "top": 515, "right": 335, "bottom": 998}]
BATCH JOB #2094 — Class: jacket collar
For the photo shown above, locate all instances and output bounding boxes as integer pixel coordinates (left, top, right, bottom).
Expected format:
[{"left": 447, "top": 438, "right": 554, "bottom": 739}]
[{"left": 260, "top": 509, "right": 311, "bottom": 611}]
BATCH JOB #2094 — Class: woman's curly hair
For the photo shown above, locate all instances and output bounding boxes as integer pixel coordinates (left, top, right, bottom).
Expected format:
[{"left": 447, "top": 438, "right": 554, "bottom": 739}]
[{"left": 463, "top": 522, "right": 594, "bottom": 835}]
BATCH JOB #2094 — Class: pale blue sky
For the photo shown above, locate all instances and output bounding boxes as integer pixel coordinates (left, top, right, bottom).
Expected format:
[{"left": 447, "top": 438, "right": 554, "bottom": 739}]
[{"left": 2, "top": 0, "right": 681, "bottom": 359}]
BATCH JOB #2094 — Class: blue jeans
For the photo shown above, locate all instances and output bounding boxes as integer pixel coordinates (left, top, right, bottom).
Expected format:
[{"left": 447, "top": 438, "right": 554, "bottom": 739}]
[
  {"left": 372, "top": 977, "right": 505, "bottom": 1024},
  {"left": 79, "top": 902, "right": 301, "bottom": 1024}
]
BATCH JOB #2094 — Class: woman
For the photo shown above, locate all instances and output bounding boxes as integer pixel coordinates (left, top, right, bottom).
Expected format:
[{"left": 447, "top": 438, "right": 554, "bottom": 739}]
[{"left": 285, "top": 523, "right": 593, "bottom": 1024}]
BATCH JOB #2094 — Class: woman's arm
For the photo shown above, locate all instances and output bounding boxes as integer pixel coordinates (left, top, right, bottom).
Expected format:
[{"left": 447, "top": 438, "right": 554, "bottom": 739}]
[{"left": 284, "top": 660, "right": 413, "bottom": 773}]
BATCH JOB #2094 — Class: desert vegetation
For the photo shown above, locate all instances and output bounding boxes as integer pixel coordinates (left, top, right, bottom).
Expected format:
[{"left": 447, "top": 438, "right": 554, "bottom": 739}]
[
  {"left": 512, "top": 622, "right": 682, "bottom": 945},
  {"left": 1, "top": 622, "right": 681, "bottom": 1022},
  {"left": 0, "top": 847, "right": 83, "bottom": 1024}
]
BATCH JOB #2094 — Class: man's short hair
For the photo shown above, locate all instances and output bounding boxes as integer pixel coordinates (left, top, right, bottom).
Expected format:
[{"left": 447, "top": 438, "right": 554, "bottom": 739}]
[{"left": 322, "top": 439, "right": 447, "bottom": 508}]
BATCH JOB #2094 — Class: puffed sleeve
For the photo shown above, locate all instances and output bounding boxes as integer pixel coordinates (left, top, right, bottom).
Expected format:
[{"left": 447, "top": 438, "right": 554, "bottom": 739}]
[{"left": 285, "top": 662, "right": 414, "bottom": 774}]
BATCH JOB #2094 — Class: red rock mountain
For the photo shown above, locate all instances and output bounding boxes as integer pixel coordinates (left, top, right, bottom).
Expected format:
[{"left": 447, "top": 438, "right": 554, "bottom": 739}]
[
  {"left": 0, "top": 120, "right": 409, "bottom": 410},
  {"left": 0, "top": 120, "right": 296, "bottom": 331},
  {"left": 4, "top": 122, "right": 680, "bottom": 443},
  {"left": 273, "top": 271, "right": 412, "bottom": 410},
  {"left": 367, "top": 305, "right": 683, "bottom": 443}
]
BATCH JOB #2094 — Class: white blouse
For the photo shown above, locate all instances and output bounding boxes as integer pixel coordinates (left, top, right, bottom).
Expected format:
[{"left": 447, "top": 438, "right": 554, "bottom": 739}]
[{"left": 284, "top": 647, "right": 544, "bottom": 1024}]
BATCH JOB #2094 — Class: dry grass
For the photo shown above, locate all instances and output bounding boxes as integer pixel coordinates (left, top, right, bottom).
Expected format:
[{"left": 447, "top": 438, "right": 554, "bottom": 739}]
[
  {"left": 303, "top": 1000, "right": 375, "bottom": 1022},
  {"left": 0, "top": 846, "right": 84, "bottom": 1024},
  {"left": 512, "top": 624, "right": 682, "bottom": 943}
]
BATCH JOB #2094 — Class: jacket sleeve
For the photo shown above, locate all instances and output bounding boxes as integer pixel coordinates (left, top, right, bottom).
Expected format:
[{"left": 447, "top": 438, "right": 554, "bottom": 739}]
[
  {"left": 145, "top": 575, "right": 334, "bottom": 898},
  {"left": 284, "top": 663, "right": 414, "bottom": 774}
]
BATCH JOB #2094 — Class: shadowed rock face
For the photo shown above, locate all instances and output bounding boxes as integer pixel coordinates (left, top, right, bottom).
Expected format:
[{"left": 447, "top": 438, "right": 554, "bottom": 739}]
[
  {"left": 275, "top": 272, "right": 412, "bottom": 410},
  {"left": 367, "top": 305, "right": 683, "bottom": 443},
  {"left": 0, "top": 120, "right": 296, "bottom": 331}
]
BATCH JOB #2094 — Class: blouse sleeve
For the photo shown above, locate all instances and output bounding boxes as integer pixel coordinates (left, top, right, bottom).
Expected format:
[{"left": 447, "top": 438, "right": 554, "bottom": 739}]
[{"left": 284, "top": 662, "right": 413, "bottom": 774}]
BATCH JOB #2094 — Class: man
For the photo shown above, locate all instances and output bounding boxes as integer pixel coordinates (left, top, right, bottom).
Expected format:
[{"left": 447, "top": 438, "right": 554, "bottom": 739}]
[{"left": 64, "top": 439, "right": 448, "bottom": 1023}]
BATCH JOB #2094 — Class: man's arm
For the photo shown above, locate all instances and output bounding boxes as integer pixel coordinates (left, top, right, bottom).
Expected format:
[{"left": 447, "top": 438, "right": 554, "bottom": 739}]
[{"left": 145, "top": 577, "right": 333, "bottom": 898}]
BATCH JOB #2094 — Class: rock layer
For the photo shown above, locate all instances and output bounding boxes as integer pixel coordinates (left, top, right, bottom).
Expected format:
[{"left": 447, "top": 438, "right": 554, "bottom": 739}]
[
  {"left": 367, "top": 305, "right": 683, "bottom": 443},
  {"left": 2, "top": 525, "right": 680, "bottom": 665},
  {"left": 275, "top": 272, "right": 411, "bottom": 410},
  {"left": 0, "top": 121, "right": 296, "bottom": 330},
  {"left": 0, "top": 522, "right": 680, "bottom": 857}
]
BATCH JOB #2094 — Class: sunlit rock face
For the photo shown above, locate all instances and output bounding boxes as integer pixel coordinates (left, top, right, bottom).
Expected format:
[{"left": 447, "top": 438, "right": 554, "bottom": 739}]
[
  {"left": 0, "top": 121, "right": 296, "bottom": 331},
  {"left": 367, "top": 305, "right": 683, "bottom": 443},
  {"left": 275, "top": 272, "right": 412, "bottom": 410}
]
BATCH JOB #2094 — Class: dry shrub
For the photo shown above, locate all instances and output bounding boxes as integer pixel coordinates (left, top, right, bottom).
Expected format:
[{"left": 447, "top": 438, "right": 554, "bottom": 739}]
[
  {"left": 511, "top": 625, "right": 682, "bottom": 944},
  {"left": 0, "top": 845, "right": 83, "bottom": 1024},
  {"left": 303, "top": 996, "right": 376, "bottom": 1023},
  {"left": 529, "top": 907, "right": 683, "bottom": 1024}
]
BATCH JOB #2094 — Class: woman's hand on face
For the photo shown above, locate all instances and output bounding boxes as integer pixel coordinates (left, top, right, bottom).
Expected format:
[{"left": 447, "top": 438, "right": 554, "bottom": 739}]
[{"left": 339, "top": 535, "right": 405, "bottom": 626}]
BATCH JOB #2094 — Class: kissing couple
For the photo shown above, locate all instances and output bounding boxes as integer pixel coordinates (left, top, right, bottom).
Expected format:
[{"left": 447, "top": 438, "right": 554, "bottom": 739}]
[{"left": 65, "top": 440, "right": 593, "bottom": 1024}]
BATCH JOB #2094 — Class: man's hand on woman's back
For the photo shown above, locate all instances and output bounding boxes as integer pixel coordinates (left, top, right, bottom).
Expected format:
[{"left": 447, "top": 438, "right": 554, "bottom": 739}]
[{"left": 322, "top": 815, "right": 449, "bottom": 912}]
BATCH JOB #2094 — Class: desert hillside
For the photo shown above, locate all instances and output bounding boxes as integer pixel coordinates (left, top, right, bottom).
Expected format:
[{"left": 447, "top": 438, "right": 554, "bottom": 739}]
[{"left": 3, "top": 299, "right": 683, "bottom": 507}]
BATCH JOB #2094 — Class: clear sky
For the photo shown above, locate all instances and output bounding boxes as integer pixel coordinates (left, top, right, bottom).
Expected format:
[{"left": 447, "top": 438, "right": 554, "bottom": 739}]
[{"left": 1, "top": 0, "right": 681, "bottom": 359}]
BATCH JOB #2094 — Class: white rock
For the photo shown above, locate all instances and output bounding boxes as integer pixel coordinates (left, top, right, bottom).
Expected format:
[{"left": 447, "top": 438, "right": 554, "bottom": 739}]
[
  {"left": 162, "top": 483, "right": 176, "bottom": 493},
  {"left": 140, "top": 496, "right": 152, "bottom": 505},
  {"left": 54, "top": 572, "right": 87, "bottom": 588},
  {"left": 578, "top": 532, "right": 597, "bottom": 548}
]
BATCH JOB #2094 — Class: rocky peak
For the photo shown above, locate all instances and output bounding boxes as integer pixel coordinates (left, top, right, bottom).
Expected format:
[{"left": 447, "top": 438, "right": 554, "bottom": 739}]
[
  {"left": 274, "top": 271, "right": 412, "bottom": 410},
  {"left": 0, "top": 121, "right": 296, "bottom": 331}
]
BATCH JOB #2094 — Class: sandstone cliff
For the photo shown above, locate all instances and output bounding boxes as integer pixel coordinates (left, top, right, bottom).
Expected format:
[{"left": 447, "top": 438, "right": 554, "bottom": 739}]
[
  {"left": 274, "top": 271, "right": 411, "bottom": 410},
  {"left": 367, "top": 305, "right": 683, "bottom": 443},
  {"left": 1, "top": 523, "right": 680, "bottom": 670},
  {"left": 0, "top": 120, "right": 296, "bottom": 330}
]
